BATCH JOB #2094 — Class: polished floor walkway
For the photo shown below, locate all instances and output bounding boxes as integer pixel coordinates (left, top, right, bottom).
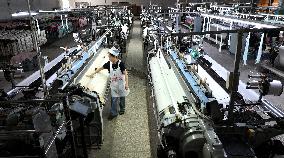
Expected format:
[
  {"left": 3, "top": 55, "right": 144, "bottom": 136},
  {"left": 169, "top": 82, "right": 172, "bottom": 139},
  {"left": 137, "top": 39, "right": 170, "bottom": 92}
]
[
  {"left": 126, "top": 20, "right": 146, "bottom": 74},
  {"left": 91, "top": 20, "right": 152, "bottom": 158}
]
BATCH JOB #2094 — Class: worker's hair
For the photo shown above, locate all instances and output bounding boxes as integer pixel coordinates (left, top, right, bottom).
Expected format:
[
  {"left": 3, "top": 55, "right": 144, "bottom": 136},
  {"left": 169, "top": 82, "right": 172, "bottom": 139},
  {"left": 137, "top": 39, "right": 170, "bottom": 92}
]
[{"left": 108, "top": 52, "right": 118, "bottom": 58}]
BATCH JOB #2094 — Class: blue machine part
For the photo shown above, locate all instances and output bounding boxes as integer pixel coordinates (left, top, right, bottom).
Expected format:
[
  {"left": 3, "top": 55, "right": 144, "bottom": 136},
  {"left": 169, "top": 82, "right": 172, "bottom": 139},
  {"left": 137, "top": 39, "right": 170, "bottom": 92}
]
[
  {"left": 169, "top": 50, "right": 213, "bottom": 109},
  {"left": 57, "top": 31, "right": 109, "bottom": 89},
  {"left": 58, "top": 50, "right": 91, "bottom": 89}
]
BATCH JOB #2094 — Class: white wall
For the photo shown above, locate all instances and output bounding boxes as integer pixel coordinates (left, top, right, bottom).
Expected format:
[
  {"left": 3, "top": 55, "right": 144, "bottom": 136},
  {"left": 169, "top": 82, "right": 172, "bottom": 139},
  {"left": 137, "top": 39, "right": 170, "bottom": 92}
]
[
  {"left": 59, "top": 0, "right": 76, "bottom": 9},
  {"left": 0, "top": 0, "right": 60, "bottom": 20}
]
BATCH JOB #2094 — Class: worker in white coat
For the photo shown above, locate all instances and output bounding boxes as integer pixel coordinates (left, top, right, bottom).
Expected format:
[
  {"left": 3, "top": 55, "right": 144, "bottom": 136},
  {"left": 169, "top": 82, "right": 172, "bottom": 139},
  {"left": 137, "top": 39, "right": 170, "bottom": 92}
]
[{"left": 88, "top": 47, "right": 129, "bottom": 120}]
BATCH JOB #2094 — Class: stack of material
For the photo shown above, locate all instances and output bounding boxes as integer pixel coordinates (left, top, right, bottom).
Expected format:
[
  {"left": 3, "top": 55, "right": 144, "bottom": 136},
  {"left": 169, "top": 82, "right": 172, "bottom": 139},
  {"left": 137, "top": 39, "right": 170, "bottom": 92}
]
[
  {"left": 37, "top": 30, "right": 47, "bottom": 45},
  {"left": 10, "top": 51, "right": 37, "bottom": 65},
  {"left": 0, "top": 22, "right": 30, "bottom": 30},
  {"left": 67, "top": 21, "right": 74, "bottom": 33},
  {"left": 45, "top": 21, "right": 75, "bottom": 40},
  {"left": 79, "top": 17, "right": 88, "bottom": 28},
  {"left": 69, "top": 17, "right": 80, "bottom": 31},
  {"left": 0, "top": 30, "right": 47, "bottom": 56}
]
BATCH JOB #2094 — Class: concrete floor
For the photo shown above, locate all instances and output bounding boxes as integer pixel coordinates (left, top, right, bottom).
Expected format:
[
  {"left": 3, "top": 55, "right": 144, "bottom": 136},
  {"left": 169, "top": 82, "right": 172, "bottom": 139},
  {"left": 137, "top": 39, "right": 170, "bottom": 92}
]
[{"left": 126, "top": 21, "right": 146, "bottom": 74}]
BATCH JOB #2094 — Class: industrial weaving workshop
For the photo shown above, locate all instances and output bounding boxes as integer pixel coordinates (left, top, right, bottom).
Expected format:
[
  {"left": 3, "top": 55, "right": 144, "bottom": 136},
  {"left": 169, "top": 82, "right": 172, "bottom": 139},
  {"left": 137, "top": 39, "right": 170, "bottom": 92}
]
[{"left": 1, "top": 0, "right": 284, "bottom": 158}]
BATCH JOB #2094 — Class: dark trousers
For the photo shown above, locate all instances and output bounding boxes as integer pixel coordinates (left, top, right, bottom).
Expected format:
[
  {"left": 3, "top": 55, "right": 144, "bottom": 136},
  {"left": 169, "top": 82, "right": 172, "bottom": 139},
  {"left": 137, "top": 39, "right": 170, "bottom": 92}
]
[{"left": 110, "top": 97, "right": 125, "bottom": 116}]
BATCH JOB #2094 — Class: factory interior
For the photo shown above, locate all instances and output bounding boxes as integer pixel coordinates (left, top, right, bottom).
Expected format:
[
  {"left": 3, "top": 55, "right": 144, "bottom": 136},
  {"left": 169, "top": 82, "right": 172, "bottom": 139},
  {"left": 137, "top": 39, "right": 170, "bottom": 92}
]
[{"left": 1, "top": 0, "right": 284, "bottom": 158}]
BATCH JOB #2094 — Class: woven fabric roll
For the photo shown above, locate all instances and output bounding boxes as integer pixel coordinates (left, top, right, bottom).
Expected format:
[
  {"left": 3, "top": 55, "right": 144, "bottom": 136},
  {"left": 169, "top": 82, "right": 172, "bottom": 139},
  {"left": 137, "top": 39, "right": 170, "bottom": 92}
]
[{"left": 76, "top": 49, "right": 110, "bottom": 104}]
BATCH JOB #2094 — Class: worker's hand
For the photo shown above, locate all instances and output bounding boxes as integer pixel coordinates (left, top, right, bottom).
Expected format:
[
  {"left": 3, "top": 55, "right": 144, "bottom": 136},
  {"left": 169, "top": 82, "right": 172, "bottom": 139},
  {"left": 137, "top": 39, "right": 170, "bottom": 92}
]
[{"left": 125, "top": 84, "right": 129, "bottom": 90}]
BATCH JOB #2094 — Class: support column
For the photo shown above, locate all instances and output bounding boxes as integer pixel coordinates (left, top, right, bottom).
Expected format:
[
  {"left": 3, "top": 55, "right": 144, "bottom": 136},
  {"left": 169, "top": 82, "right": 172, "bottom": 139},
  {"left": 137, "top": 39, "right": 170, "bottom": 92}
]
[
  {"left": 256, "top": 33, "right": 265, "bottom": 64},
  {"left": 208, "top": 18, "right": 211, "bottom": 31},
  {"left": 228, "top": 21, "right": 233, "bottom": 46},
  {"left": 176, "top": 14, "right": 179, "bottom": 32},
  {"left": 206, "top": 17, "right": 210, "bottom": 32},
  {"left": 202, "top": 17, "right": 206, "bottom": 32},
  {"left": 216, "top": 25, "right": 218, "bottom": 44},
  {"left": 228, "top": 32, "right": 243, "bottom": 122},
  {"left": 65, "top": 15, "right": 69, "bottom": 31},
  {"left": 35, "top": 19, "right": 40, "bottom": 35},
  {"left": 202, "top": 17, "right": 206, "bottom": 41},
  {"left": 243, "top": 32, "right": 251, "bottom": 65},
  {"left": 61, "top": 15, "right": 64, "bottom": 27},
  {"left": 219, "top": 34, "right": 222, "bottom": 52}
]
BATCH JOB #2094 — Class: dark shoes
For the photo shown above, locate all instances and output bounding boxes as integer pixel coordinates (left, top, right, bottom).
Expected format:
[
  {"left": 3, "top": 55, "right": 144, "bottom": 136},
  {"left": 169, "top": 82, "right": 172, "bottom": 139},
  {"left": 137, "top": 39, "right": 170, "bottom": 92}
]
[
  {"left": 108, "top": 114, "right": 117, "bottom": 120},
  {"left": 108, "top": 111, "right": 125, "bottom": 120}
]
